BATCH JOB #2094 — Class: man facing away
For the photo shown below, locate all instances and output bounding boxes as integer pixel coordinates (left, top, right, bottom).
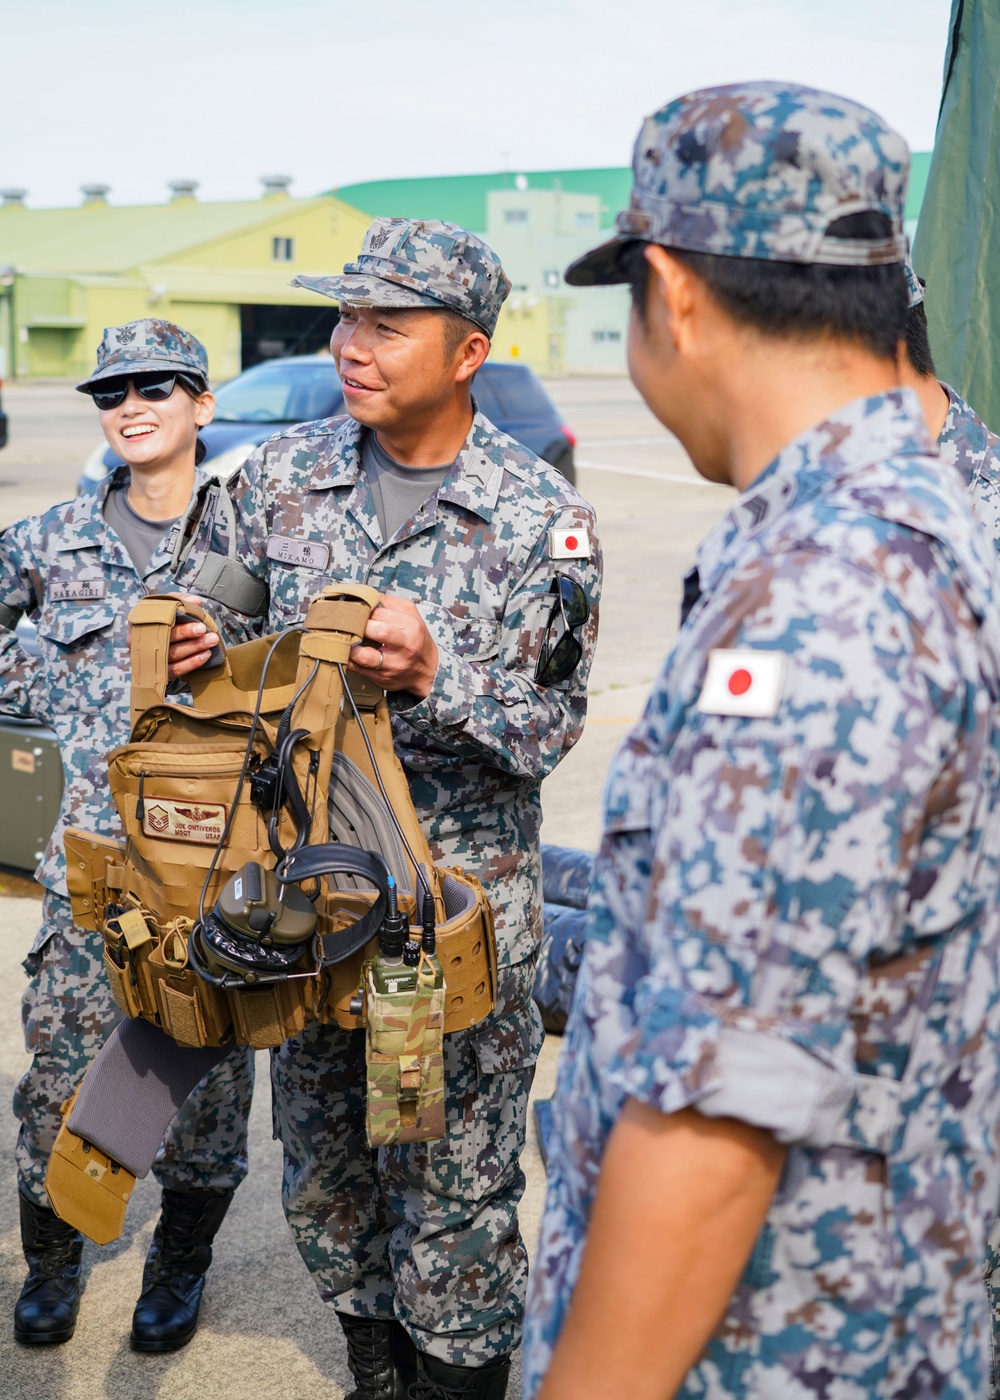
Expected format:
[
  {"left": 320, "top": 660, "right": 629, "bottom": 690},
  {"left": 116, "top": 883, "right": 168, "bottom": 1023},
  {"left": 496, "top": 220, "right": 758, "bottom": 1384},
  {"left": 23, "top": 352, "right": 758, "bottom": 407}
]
[
  {"left": 523, "top": 83, "right": 1000, "bottom": 1400},
  {"left": 167, "top": 222, "right": 602, "bottom": 1399},
  {"left": 0, "top": 320, "right": 261, "bottom": 1352}
]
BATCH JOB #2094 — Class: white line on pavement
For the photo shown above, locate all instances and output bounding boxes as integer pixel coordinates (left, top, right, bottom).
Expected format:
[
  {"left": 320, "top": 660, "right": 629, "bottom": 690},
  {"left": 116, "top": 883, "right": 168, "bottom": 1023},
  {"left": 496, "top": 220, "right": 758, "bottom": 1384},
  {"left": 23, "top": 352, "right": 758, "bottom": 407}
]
[
  {"left": 576, "top": 457, "right": 717, "bottom": 487},
  {"left": 577, "top": 436, "right": 676, "bottom": 446}
]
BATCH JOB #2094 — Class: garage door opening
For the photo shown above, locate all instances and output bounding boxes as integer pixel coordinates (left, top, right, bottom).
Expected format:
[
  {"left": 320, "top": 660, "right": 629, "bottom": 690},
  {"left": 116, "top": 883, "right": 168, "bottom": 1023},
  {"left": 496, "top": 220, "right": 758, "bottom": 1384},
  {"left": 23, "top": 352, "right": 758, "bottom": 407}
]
[{"left": 240, "top": 304, "right": 339, "bottom": 369}]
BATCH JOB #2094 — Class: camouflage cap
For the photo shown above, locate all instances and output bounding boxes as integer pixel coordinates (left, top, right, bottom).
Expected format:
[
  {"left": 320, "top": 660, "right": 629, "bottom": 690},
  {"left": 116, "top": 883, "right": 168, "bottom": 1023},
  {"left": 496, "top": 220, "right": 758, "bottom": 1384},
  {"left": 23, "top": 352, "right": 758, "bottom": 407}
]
[
  {"left": 292, "top": 218, "right": 511, "bottom": 337},
  {"left": 904, "top": 256, "right": 925, "bottom": 309},
  {"left": 76, "top": 319, "right": 209, "bottom": 393},
  {"left": 566, "top": 81, "right": 910, "bottom": 286}
]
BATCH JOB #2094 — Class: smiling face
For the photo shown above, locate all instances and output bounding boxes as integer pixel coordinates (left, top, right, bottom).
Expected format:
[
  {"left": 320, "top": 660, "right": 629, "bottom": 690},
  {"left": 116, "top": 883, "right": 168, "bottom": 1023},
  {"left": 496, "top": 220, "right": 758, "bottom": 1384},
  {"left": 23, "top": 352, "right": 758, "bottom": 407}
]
[
  {"left": 96, "top": 375, "right": 215, "bottom": 476},
  {"left": 330, "top": 304, "right": 486, "bottom": 435}
]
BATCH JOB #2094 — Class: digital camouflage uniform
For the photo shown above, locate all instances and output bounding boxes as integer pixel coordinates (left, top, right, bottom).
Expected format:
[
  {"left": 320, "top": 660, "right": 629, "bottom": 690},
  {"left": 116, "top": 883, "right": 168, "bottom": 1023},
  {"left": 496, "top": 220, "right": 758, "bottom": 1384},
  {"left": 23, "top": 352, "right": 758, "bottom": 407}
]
[
  {"left": 938, "top": 383, "right": 1000, "bottom": 552},
  {"left": 230, "top": 403, "right": 600, "bottom": 1364},
  {"left": 933, "top": 377, "right": 1000, "bottom": 1388},
  {"left": 904, "top": 262, "right": 1000, "bottom": 555},
  {"left": 1, "top": 323, "right": 259, "bottom": 1210},
  {"left": 220, "top": 220, "right": 602, "bottom": 1364},
  {"left": 525, "top": 85, "right": 1000, "bottom": 1399}
]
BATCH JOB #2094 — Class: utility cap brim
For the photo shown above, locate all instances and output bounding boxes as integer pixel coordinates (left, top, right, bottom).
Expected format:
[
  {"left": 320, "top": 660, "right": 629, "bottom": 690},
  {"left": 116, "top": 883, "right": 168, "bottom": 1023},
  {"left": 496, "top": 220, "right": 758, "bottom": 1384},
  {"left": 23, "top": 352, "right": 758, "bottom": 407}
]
[
  {"left": 565, "top": 234, "right": 640, "bottom": 287},
  {"left": 76, "top": 356, "right": 206, "bottom": 393},
  {"left": 292, "top": 272, "right": 444, "bottom": 313}
]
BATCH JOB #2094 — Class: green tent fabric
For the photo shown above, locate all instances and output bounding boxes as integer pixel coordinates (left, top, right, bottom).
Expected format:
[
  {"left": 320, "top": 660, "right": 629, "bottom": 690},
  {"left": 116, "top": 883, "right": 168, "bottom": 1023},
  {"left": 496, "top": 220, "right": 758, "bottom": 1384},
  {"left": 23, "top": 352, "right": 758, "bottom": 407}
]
[{"left": 912, "top": 0, "right": 1000, "bottom": 427}]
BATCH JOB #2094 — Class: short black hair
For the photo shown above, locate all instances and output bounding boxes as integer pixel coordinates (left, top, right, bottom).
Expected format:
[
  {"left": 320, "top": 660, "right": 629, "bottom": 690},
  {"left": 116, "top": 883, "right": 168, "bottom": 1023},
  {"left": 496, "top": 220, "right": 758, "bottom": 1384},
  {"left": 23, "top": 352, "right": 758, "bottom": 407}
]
[
  {"left": 903, "top": 301, "right": 937, "bottom": 378},
  {"left": 624, "top": 212, "right": 907, "bottom": 360},
  {"left": 435, "top": 308, "right": 485, "bottom": 358}
]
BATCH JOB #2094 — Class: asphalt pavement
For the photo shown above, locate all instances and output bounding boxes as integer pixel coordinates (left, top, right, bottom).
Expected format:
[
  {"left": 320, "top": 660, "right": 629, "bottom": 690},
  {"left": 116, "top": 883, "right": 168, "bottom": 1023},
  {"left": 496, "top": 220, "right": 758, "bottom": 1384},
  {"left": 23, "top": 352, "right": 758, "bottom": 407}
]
[{"left": 0, "top": 374, "right": 734, "bottom": 1398}]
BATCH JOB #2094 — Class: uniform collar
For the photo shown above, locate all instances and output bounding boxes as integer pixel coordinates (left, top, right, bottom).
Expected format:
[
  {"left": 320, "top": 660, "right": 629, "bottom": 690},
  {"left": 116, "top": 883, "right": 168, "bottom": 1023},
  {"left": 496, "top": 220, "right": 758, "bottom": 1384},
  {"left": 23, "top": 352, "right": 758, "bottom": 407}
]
[
  {"left": 305, "top": 402, "right": 504, "bottom": 523},
  {"left": 55, "top": 462, "right": 210, "bottom": 578},
  {"left": 940, "top": 381, "right": 993, "bottom": 451},
  {"left": 696, "top": 388, "right": 933, "bottom": 597}
]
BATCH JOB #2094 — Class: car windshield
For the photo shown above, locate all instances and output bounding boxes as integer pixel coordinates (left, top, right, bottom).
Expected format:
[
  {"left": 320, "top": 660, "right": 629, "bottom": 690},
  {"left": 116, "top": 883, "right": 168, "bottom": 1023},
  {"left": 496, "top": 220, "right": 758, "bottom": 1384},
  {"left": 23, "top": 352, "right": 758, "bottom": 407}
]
[{"left": 213, "top": 359, "right": 342, "bottom": 423}]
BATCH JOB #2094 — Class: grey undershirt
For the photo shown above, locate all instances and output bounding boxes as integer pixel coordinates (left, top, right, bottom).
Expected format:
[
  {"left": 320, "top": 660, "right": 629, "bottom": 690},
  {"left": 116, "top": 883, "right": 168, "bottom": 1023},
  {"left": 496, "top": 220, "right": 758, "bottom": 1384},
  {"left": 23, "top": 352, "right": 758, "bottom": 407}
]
[
  {"left": 104, "top": 487, "right": 180, "bottom": 577},
  {"left": 362, "top": 431, "right": 452, "bottom": 544}
]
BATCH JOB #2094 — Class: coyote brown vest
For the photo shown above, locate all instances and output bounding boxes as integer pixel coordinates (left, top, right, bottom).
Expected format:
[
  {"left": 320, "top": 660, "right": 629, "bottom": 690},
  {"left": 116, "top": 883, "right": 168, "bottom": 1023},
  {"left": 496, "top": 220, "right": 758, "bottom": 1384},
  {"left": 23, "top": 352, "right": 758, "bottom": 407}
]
[{"left": 65, "top": 585, "right": 498, "bottom": 1052}]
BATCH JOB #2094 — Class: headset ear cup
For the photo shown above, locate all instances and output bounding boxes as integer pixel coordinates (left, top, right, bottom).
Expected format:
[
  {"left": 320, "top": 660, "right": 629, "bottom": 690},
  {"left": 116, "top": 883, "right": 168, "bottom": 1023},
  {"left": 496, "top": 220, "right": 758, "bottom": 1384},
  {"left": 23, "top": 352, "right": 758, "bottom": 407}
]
[{"left": 278, "top": 843, "right": 391, "bottom": 965}]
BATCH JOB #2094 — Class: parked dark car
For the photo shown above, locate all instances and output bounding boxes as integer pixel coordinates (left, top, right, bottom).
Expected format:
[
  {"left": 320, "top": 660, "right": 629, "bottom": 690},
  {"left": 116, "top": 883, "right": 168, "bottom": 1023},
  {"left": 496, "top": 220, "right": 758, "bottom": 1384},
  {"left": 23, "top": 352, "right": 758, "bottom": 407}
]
[{"left": 78, "top": 355, "right": 576, "bottom": 493}]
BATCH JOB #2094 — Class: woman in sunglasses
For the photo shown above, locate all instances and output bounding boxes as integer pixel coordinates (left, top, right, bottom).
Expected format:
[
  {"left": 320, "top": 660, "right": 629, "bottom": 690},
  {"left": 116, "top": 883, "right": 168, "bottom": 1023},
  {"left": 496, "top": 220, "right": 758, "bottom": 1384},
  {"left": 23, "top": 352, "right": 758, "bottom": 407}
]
[
  {"left": 80, "top": 319, "right": 216, "bottom": 543},
  {"left": 0, "top": 318, "right": 255, "bottom": 1355}
]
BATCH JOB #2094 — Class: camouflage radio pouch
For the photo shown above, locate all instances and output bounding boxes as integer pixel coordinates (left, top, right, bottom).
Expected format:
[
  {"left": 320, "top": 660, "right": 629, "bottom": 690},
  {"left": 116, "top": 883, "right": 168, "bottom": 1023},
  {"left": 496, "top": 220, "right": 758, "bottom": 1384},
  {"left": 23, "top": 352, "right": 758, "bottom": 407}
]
[{"left": 365, "top": 954, "right": 446, "bottom": 1146}]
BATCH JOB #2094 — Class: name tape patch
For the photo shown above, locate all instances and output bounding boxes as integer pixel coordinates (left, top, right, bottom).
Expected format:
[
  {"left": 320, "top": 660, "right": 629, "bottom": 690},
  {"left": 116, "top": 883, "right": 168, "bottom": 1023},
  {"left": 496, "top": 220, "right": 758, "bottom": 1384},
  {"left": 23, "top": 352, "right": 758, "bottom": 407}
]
[
  {"left": 697, "top": 648, "right": 786, "bottom": 718},
  {"left": 266, "top": 535, "right": 331, "bottom": 571},
  {"left": 548, "top": 527, "right": 592, "bottom": 560},
  {"left": 142, "top": 797, "right": 228, "bottom": 845},
  {"left": 50, "top": 580, "right": 107, "bottom": 603}
]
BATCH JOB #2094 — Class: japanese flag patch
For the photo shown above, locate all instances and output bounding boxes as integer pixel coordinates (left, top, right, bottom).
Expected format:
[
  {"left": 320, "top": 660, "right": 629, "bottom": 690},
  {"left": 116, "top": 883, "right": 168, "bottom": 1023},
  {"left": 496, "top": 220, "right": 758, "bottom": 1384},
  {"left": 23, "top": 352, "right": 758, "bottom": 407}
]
[
  {"left": 548, "top": 526, "right": 592, "bottom": 560},
  {"left": 697, "top": 648, "right": 786, "bottom": 718}
]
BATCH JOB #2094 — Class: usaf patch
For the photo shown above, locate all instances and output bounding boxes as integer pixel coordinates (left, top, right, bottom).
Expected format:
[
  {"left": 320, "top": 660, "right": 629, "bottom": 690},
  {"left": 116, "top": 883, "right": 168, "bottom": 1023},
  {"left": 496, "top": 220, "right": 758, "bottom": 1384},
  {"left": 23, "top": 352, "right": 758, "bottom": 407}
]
[
  {"left": 266, "top": 535, "right": 331, "bottom": 571},
  {"left": 548, "top": 527, "right": 592, "bottom": 560},
  {"left": 50, "top": 580, "right": 108, "bottom": 603},
  {"left": 697, "top": 648, "right": 786, "bottom": 718}
]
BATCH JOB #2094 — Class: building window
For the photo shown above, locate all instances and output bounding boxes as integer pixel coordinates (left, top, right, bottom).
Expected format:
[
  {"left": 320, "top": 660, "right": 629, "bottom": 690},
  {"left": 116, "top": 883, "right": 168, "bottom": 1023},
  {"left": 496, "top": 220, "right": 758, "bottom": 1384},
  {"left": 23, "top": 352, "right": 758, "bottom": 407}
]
[
  {"left": 504, "top": 209, "right": 528, "bottom": 224},
  {"left": 272, "top": 237, "right": 294, "bottom": 262},
  {"left": 575, "top": 212, "right": 596, "bottom": 229},
  {"left": 592, "top": 329, "right": 622, "bottom": 343}
]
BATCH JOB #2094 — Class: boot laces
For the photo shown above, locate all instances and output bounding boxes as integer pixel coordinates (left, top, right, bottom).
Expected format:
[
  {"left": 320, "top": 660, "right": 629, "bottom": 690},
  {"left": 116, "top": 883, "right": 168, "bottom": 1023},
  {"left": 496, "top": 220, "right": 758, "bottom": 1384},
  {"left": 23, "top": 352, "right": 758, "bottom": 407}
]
[
  {"left": 24, "top": 1210, "right": 81, "bottom": 1279},
  {"left": 343, "top": 1324, "right": 395, "bottom": 1386},
  {"left": 408, "top": 1379, "right": 469, "bottom": 1400},
  {"left": 146, "top": 1195, "right": 218, "bottom": 1279}
]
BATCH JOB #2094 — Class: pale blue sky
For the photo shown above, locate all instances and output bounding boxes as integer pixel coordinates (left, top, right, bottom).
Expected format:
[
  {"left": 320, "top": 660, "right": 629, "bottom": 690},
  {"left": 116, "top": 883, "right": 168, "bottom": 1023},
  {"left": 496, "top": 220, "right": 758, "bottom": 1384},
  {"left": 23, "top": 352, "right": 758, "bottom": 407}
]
[{"left": 1, "top": 0, "right": 953, "bottom": 208}]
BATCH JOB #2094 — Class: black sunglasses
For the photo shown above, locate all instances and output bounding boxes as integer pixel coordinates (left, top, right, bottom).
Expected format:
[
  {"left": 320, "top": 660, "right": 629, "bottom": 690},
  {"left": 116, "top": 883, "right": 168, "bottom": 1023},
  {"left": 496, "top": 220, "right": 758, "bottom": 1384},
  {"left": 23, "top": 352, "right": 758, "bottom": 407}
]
[
  {"left": 535, "top": 574, "right": 590, "bottom": 686},
  {"left": 89, "top": 372, "right": 205, "bottom": 412}
]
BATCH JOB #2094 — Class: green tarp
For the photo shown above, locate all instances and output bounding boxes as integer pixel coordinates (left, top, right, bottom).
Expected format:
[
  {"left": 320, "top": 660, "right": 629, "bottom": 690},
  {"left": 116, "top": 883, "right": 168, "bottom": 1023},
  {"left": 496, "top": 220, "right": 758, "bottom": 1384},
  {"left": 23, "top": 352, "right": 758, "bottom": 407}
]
[{"left": 913, "top": 0, "right": 1000, "bottom": 426}]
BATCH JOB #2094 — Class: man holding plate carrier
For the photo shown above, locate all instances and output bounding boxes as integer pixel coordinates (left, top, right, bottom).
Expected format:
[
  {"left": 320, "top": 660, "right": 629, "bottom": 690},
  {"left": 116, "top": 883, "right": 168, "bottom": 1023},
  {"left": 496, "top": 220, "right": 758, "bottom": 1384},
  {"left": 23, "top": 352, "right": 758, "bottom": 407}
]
[{"left": 165, "top": 218, "right": 602, "bottom": 1399}]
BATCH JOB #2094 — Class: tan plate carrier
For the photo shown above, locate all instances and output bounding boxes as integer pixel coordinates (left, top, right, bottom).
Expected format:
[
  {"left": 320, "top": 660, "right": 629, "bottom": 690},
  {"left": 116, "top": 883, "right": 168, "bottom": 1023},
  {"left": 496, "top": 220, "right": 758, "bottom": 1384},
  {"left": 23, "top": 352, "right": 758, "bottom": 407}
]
[{"left": 64, "top": 585, "right": 498, "bottom": 1050}]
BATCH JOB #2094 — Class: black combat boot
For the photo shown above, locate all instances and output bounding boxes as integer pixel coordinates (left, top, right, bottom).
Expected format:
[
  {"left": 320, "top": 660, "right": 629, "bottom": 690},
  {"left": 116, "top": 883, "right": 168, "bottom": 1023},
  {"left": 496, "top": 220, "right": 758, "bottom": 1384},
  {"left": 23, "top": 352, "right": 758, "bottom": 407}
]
[
  {"left": 130, "top": 1186, "right": 234, "bottom": 1352},
  {"left": 338, "top": 1314, "right": 419, "bottom": 1399},
  {"left": 409, "top": 1351, "right": 510, "bottom": 1400},
  {"left": 14, "top": 1189, "right": 85, "bottom": 1345}
]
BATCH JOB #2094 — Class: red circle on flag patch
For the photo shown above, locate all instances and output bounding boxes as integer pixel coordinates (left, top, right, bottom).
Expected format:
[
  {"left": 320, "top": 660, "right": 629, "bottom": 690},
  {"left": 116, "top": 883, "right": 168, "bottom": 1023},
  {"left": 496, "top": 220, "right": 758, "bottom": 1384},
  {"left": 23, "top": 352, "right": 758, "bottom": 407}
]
[
  {"left": 564, "top": 535, "right": 578, "bottom": 551},
  {"left": 728, "top": 668, "right": 752, "bottom": 696}
]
